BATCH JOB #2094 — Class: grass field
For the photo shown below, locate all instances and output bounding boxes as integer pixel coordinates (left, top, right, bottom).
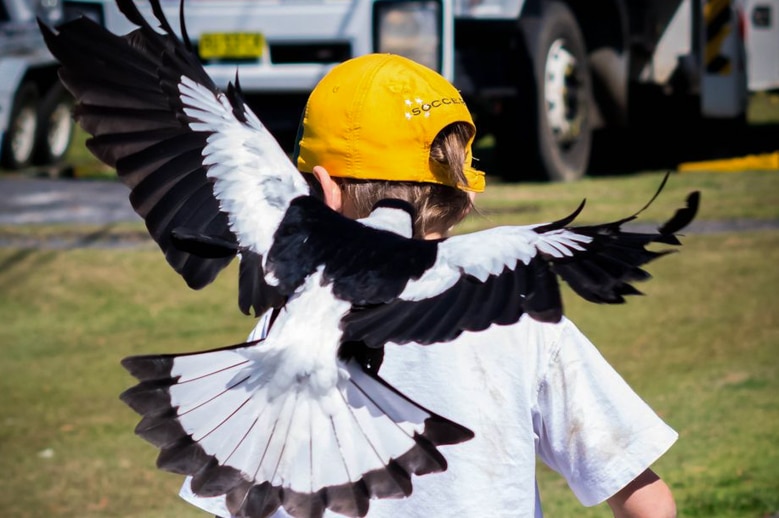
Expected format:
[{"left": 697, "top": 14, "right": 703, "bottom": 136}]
[
  {"left": 1, "top": 169, "right": 778, "bottom": 517},
  {"left": 3, "top": 87, "right": 779, "bottom": 516}
]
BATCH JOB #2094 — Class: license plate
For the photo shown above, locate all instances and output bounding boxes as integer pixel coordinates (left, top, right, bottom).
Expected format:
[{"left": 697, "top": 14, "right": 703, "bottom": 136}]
[{"left": 199, "top": 32, "right": 265, "bottom": 60}]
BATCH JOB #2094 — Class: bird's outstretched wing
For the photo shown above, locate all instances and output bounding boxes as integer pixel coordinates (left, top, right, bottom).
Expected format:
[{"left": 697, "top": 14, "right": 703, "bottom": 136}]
[
  {"left": 40, "top": 0, "right": 700, "bottom": 337},
  {"left": 341, "top": 180, "right": 700, "bottom": 347},
  {"left": 39, "top": 0, "right": 306, "bottom": 316}
]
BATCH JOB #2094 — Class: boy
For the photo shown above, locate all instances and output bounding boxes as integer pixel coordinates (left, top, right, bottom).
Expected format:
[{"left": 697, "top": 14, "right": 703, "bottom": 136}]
[{"left": 182, "top": 53, "right": 677, "bottom": 517}]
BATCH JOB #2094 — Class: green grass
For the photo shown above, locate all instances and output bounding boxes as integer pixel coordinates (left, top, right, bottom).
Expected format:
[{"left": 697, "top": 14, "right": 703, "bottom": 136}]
[
  {"left": 1, "top": 173, "right": 778, "bottom": 517},
  {"left": 537, "top": 231, "right": 779, "bottom": 517},
  {"left": 459, "top": 169, "right": 779, "bottom": 232},
  {"left": 0, "top": 249, "right": 247, "bottom": 517},
  {"left": 748, "top": 91, "right": 779, "bottom": 125},
  {"left": 1, "top": 169, "right": 777, "bottom": 242}
]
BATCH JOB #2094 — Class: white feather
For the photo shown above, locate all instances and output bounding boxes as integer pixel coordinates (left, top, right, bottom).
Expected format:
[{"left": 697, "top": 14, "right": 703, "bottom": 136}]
[
  {"left": 168, "top": 268, "right": 440, "bottom": 493},
  {"left": 398, "top": 225, "right": 593, "bottom": 301},
  {"left": 358, "top": 207, "right": 413, "bottom": 238},
  {"left": 534, "top": 229, "right": 592, "bottom": 257},
  {"left": 177, "top": 76, "right": 309, "bottom": 257}
]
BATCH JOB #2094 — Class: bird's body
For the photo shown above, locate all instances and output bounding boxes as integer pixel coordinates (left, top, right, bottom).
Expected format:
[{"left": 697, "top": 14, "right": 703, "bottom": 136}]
[
  {"left": 39, "top": 0, "right": 700, "bottom": 516},
  {"left": 122, "top": 262, "right": 472, "bottom": 517}
]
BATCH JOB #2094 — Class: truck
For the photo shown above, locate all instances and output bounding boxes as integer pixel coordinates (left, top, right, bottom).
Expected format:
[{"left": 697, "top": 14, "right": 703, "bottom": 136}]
[
  {"left": 1, "top": 0, "right": 75, "bottom": 171},
  {"left": 741, "top": 0, "right": 779, "bottom": 92},
  {"left": 58, "top": 0, "right": 779, "bottom": 181}
]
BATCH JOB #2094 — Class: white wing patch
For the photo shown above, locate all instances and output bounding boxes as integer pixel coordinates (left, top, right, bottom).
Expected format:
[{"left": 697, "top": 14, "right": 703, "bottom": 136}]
[
  {"left": 533, "top": 228, "right": 591, "bottom": 258},
  {"left": 358, "top": 207, "right": 413, "bottom": 238},
  {"left": 177, "top": 76, "right": 309, "bottom": 257},
  {"left": 399, "top": 226, "right": 592, "bottom": 301}
]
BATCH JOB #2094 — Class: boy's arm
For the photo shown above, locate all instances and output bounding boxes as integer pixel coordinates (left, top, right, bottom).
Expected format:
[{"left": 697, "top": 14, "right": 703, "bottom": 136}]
[{"left": 606, "top": 469, "right": 676, "bottom": 518}]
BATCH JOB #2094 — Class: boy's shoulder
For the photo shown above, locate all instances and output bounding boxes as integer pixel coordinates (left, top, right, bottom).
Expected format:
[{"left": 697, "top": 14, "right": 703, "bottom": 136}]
[{"left": 448, "top": 314, "right": 577, "bottom": 356}]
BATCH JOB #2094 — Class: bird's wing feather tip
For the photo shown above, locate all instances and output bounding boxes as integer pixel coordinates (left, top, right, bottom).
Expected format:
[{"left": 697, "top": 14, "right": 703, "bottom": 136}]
[{"left": 191, "top": 460, "right": 247, "bottom": 498}]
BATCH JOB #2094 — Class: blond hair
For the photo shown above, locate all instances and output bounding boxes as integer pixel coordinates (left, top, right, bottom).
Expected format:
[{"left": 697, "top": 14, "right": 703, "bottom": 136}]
[{"left": 335, "top": 122, "right": 475, "bottom": 238}]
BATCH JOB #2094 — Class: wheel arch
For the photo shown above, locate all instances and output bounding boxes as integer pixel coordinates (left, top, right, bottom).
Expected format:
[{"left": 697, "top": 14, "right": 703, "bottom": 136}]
[
  {"left": 0, "top": 81, "right": 39, "bottom": 169},
  {"left": 22, "top": 63, "right": 64, "bottom": 101},
  {"left": 452, "top": 0, "right": 633, "bottom": 181},
  {"left": 519, "top": 0, "right": 630, "bottom": 128},
  {"left": 17, "top": 64, "right": 74, "bottom": 167}
]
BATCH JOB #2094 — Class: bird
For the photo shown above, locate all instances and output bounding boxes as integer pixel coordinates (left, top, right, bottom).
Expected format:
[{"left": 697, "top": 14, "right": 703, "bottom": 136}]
[{"left": 40, "top": 1, "right": 700, "bottom": 517}]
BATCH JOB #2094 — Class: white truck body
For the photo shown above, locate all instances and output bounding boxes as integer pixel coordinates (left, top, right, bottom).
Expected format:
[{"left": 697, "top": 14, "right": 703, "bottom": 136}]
[
  {"left": 59, "top": 0, "right": 779, "bottom": 180},
  {"left": 1, "top": 0, "right": 73, "bottom": 170},
  {"left": 66, "top": 0, "right": 381, "bottom": 92},
  {"left": 740, "top": 0, "right": 779, "bottom": 91}
]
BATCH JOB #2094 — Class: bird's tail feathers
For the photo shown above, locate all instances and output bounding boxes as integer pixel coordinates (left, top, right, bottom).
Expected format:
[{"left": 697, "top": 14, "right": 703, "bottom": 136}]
[{"left": 120, "top": 343, "right": 472, "bottom": 518}]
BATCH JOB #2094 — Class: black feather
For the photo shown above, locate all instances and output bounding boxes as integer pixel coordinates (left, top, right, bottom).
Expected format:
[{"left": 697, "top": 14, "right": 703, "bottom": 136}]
[
  {"left": 40, "top": 2, "right": 248, "bottom": 299},
  {"left": 171, "top": 228, "right": 238, "bottom": 258},
  {"left": 323, "top": 482, "right": 370, "bottom": 517},
  {"left": 238, "top": 253, "right": 286, "bottom": 317},
  {"left": 191, "top": 458, "right": 248, "bottom": 497},
  {"left": 659, "top": 191, "right": 700, "bottom": 236},
  {"left": 268, "top": 196, "right": 438, "bottom": 303}
]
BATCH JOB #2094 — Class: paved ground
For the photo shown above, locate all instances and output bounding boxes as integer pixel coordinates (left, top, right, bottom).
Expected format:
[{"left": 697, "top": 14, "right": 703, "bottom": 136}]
[
  {"left": 0, "top": 176, "right": 140, "bottom": 225},
  {"left": 1, "top": 176, "right": 778, "bottom": 249}
]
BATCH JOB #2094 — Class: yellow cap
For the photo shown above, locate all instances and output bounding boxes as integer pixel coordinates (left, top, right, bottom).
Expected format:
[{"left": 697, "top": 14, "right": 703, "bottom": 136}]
[{"left": 296, "top": 54, "right": 485, "bottom": 192}]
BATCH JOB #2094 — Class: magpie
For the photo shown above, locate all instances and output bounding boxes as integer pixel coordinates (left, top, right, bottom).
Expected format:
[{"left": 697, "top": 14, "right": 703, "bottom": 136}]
[{"left": 40, "top": 1, "right": 700, "bottom": 517}]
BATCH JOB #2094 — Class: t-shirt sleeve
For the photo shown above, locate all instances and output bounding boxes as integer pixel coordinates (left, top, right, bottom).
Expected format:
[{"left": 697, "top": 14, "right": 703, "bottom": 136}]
[{"left": 534, "top": 318, "right": 678, "bottom": 507}]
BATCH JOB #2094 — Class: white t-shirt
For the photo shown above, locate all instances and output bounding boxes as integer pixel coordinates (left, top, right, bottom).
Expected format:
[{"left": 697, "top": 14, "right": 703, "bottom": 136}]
[{"left": 180, "top": 314, "right": 677, "bottom": 517}]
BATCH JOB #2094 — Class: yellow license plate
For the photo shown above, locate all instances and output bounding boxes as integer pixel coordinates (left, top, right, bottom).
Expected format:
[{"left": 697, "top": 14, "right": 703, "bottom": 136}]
[{"left": 199, "top": 32, "right": 265, "bottom": 60}]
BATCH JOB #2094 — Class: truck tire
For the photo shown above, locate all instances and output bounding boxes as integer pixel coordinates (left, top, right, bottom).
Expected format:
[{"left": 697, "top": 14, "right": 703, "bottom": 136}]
[
  {"left": 498, "top": 1, "right": 592, "bottom": 181},
  {"left": 34, "top": 83, "right": 75, "bottom": 166},
  {"left": 1, "top": 83, "right": 39, "bottom": 170}
]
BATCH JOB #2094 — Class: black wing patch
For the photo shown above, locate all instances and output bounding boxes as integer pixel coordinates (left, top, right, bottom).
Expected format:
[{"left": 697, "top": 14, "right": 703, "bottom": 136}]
[
  {"left": 267, "top": 196, "right": 439, "bottom": 304},
  {"left": 342, "top": 257, "right": 561, "bottom": 347},
  {"left": 549, "top": 191, "right": 700, "bottom": 303},
  {"left": 342, "top": 187, "right": 699, "bottom": 348},
  {"left": 39, "top": 2, "right": 237, "bottom": 292},
  {"left": 170, "top": 229, "right": 285, "bottom": 316}
]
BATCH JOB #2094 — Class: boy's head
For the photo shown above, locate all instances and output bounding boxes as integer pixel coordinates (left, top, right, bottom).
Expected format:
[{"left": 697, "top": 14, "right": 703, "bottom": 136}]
[{"left": 295, "top": 53, "right": 484, "bottom": 237}]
